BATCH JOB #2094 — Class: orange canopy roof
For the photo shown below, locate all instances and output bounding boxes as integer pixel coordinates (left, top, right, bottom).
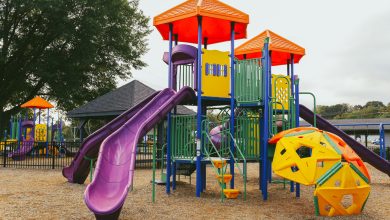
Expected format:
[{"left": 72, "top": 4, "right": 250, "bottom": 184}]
[
  {"left": 21, "top": 96, "right": 54, "bottom": 109},
  {"left": 153, "top": 0, "right": 249, "bottom": 44},
  {"left": 235, "top": 30, "right": 305, "bottom": 66}
]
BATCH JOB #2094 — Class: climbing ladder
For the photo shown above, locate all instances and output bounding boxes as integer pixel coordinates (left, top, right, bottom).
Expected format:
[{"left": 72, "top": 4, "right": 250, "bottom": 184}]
[
  {"left": 268, "top": 74, "right": 295, "bottom": 186},
  {"left": 202, "top": 119, "right": 247, "bottom": 200}
]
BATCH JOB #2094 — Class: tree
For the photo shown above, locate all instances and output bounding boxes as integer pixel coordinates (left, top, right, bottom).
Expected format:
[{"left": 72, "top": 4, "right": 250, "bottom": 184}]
[
  {"left": 317, "top": 103, "right": 351, "bottom": 119},
  {"left": 317, "top": 101, "right": 390, "bottom": 119},
  {"left": 364, "top": 101, "right": 385, "bottom": 109},
  {"left": 0, "top": 0, "right": 151, "bottom": 133}
]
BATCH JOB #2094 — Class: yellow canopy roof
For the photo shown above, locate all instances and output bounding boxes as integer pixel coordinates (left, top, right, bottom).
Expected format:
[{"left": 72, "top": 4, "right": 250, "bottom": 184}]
[{"left": 21, "top": 96, "right": 54, "bottom": 109}]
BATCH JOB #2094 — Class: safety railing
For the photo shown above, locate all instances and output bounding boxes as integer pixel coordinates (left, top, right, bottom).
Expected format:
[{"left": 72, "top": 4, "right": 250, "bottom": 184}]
[
  {"left": 235, "top": 112, "right": 261, "bottom": 160},
  {"left": 171, "top": 115, "right": 197, "bottom": 160},
  {"left": 235, "top": 58, "right": 263, "bottom": 105},
  {"left": 176, "top": 64, "right": 195, "bottom": 91}
]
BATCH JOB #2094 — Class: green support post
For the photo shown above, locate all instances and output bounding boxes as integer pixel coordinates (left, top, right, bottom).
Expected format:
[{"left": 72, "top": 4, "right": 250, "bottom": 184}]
[
  {"left": 84, "top": 156, "right": 97, "bottom": 182},
  {"left": 152, "top": 127, "right": 156, "bottom": 202},
  {"left": 299, "top": 92, "right": 317, "bottom": 127}
]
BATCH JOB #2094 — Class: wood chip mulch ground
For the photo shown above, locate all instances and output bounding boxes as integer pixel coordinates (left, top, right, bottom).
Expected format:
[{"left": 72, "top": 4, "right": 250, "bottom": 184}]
[{"left": 0, "top": 163, "right": 389, "bottom": 220}]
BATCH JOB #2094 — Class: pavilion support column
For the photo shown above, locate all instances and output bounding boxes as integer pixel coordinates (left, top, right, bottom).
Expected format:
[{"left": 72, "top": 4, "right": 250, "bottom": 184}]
[{"left": 78, "top": 119, "right": 88, "bottom": 143}]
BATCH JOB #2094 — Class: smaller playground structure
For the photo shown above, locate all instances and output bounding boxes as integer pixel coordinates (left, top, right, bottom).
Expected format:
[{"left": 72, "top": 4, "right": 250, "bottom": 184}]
[{"left": 2, "top": 96, "right": 67, "bottom": 161}]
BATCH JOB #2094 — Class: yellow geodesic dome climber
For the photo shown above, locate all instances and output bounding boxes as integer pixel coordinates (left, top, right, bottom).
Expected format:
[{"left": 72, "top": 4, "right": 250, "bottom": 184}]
[
  {"left": 314, "top": 162, "right": 370, "bottom": 216},
  {"left": 269, "top": 127, "right": 371, "bottom": 216}
]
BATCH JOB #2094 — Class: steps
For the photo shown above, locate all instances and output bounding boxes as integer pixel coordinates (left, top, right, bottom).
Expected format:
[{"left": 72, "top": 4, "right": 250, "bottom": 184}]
[
  {"left": 216, "top": 174, "right": 232, "bottom": 184},
  {"left": 223, "top": 189, "right": 240, "bottom": 199},
  {"left": 211, "top": 159, "right": 240, "bottom": 199},
  {"left": 202, "top": 127, "right": 247, "bottom": 201}
]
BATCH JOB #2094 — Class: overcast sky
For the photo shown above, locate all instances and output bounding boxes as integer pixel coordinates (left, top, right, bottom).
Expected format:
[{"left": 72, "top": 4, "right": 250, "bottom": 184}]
[{"left": 125, "top": 0, "right": 390, "bottom": 107}]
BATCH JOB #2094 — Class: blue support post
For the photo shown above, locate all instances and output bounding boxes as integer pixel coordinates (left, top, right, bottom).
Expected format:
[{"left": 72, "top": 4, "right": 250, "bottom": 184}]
[
  {"left": 51, "top": 119, "right": 54, "bottom": 142},
  {"left": 9, "top": 116, "right": 13, "bottom": 140},
  {"left": 195, "top": 16, "right": 203, "bottom": 198},
  {"left": 287, "top": 59, "right": 294, "bottom": 192},
  {"left": 261, "top": 38, "right": 270, "bottom": 200},
  {"left": 287, "top": 59, "right": 290, "bottom": 77},
  {"left": 172, "top": 162, "right": 177, "bottom": 190},
  {"left": 60, "top": 119, "right": 64, "bottom": 142},
  {"left": 46, "top": 109, "right": 50, "bottom": 158},
  {"left": 166, "top": 23, "right": 174, "bottom": 195},
  {"left": 379, "top": 124, "right": 385, "bottom": 159},
  {"left": 17, "top": 117, "right": 22, "bottom": 148},
  {"left": 33, "top": 108, "right": 36, "bottom": 139},
  {"left": 259, "top": 54, "right": 264, "bottom": 191},
  {"left": 230, "top": 22, "right": 236, "bottom": 189},
  {"left": 259, "top": 114, "right": 263, "bottom": 190},
  {"left": 292, "top": 54, "right": 301, "bottom": 198},
  {"left": 383, "top": 126, "right": 387, "bottom": 160}
]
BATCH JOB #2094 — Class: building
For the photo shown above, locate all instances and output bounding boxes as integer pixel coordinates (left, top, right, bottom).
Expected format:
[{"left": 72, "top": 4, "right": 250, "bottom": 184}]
[{"left": 67, "top": 80, "right": 195, "bottom": 141}]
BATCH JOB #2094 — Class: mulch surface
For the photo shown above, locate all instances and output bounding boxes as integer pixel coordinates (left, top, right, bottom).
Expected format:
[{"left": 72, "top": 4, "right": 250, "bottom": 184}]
[{"left": 0, "top": 163, "right": 389, "bottom": 220}]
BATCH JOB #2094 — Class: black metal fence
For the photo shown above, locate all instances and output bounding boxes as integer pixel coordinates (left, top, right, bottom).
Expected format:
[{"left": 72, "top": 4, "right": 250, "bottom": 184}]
[{"left": 1, "top": 141, "right": 157, "bottom": 169}]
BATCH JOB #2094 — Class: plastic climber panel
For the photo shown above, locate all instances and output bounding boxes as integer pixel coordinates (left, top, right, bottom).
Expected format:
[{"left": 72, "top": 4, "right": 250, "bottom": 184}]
[
  {"left": 34, "top": 124, "right": 47, "bottom": 142},
  {"left": 325, "top": 132, "right": 371, "bottom": 181},
  {"left": 202, "top": 49, "right": 230, "bottom": 98},
  {"left": 271, "top": 134, "right": 341, "bottom": 185},
  {"left": 314, "top": 163, "right": 371, "bottom": 216},
  {"left": 269, "top": 127, "right": 318, "bottom": 144},
  {"left": 272, "top": 74, "right": 291, "bottom": 110}
]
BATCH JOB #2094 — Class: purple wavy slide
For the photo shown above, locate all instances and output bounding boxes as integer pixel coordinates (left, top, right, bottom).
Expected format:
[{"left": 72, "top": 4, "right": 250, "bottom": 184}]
[
  {"left": 8, "top": 120, "right": 35, "bottom": 161},
  {"left": 62, "top": 92, "right": 159, "bottom": 184},
  {"left": 84, "top": 87, "right": 195, "bottom": 219},
  {"left": 299, "top": 104, "right": 390, "bottom": 176}
]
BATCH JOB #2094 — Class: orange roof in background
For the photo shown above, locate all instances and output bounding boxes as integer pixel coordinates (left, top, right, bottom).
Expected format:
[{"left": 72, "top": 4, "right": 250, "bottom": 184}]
[
  {"left": 21, "top": 96, "right": 54, "bottom": 109},
  {"left": 235, "top": 30, "right": 306, "bottom": 66},
  {"left": 153, "top": 0, "right": 249, "bottom": 44}
]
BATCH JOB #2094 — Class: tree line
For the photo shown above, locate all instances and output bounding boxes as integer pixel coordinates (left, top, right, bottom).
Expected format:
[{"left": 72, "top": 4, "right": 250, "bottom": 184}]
[{"left": 317, "top": 101, "right": 390, "bottom": 119}]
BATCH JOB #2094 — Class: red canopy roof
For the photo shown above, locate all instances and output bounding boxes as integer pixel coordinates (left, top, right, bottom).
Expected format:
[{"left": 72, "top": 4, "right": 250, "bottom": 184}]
[
  {"left": 21, "top": 96, "right": 54, "bottom": 109},
  {"left": 153, "top": 0, "right": 249, "bottom": 44},
  {"left": 235, "top": 30, "right": 306, "bottom": 66}
]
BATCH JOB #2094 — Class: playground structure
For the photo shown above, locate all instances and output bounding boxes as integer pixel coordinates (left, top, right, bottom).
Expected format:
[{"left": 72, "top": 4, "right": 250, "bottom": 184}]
[
  {"left": 2, "top": 96, "right": 66, "bottom": 160},
  {"left": 59, "top": 0, "right": 390, "bottom": 219}
]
